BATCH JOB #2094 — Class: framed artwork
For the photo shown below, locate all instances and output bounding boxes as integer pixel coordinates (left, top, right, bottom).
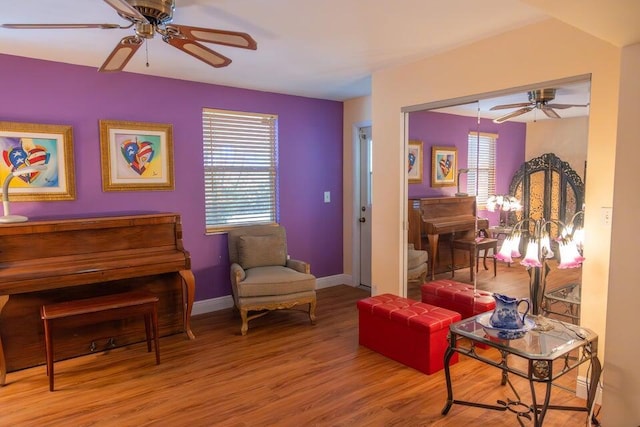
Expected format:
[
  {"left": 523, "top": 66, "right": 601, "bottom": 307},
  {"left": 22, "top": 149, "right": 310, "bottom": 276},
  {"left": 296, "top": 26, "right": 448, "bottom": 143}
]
[
  {"left": 431, "top": 146, "right": 457, "bottom": 187},
  {"left": 0, "top": 121, "right": 76, "bottom": 201},
  {"left": 408, "top": 140, "right": 423, "bottom": 183},
  {"left": 99, "top": 120, "right": 174, "bottom": 192}
]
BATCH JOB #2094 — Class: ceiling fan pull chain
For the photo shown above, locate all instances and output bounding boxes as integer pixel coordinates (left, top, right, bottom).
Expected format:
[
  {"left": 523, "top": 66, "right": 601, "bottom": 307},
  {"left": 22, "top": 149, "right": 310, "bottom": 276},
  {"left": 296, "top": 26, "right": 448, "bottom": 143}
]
[{"left": 145, "top": 39, "right": 150, "bottom": 68}]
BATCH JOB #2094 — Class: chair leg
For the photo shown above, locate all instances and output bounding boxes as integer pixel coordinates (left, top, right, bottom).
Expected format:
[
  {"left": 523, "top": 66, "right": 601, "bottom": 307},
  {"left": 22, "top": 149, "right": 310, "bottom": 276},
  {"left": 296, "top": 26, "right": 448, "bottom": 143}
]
[
  {"left": 469, "top": 248, "right": 475, "bottom": 282},
  {"left": 309, "top": 298, "right": 317, "bottom": 324},
  {"left": 493, "top": 248, "right": 497, "bottom": 277},
  {"left": 240, "top": 308, "right": 249, "bottom": 336}
]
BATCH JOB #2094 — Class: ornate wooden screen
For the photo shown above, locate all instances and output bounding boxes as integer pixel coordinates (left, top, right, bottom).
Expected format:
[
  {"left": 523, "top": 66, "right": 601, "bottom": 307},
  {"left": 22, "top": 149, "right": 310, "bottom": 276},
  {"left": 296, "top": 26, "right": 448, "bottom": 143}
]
[{"left": 508, "top": 153, "right": 584, "bottom": 236}]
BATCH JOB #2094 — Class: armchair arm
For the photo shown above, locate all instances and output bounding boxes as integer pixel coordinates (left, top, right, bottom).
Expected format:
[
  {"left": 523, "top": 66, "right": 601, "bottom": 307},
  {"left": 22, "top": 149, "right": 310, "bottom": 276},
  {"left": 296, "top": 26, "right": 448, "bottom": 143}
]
[
  {"left": 230, "top": 262, "right": 246, "bottom": 284},
  {"left": 286, "top": 258, "right": 310, "bottom": 274}
]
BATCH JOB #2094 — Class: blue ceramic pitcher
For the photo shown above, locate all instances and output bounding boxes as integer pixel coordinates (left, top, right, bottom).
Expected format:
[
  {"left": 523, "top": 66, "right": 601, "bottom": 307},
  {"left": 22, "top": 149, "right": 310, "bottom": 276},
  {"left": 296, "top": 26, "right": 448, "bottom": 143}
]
[{"left": 489, "top": 293, "right": 530, "bottom": 329}]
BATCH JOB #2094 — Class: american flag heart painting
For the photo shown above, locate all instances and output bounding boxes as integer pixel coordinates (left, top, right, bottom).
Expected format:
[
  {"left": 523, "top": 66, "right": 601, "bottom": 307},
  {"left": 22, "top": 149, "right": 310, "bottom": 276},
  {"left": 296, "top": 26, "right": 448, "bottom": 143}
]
[
  {"left": 99, "top": 120, "right": 174, "bottom": 192},
  {"left": 431, "top": 146, "right": 457, "bottom": 188}
]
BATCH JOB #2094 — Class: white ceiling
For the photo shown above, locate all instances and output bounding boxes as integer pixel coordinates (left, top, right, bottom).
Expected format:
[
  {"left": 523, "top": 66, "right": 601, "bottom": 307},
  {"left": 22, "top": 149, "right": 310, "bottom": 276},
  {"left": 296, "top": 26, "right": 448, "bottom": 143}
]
[{"left": 1, "top": 0, "right": 639, "bottom": 104}]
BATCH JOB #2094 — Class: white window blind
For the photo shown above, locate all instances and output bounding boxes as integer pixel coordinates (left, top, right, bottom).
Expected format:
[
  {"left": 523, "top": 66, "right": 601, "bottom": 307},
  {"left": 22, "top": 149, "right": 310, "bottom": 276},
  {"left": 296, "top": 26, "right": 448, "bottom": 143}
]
[
  {"left": 203, "top": 108, "right": 278, "bottom": 232},
  {"left": 467, "top": 132, "right": 497, "bottom": 209}
]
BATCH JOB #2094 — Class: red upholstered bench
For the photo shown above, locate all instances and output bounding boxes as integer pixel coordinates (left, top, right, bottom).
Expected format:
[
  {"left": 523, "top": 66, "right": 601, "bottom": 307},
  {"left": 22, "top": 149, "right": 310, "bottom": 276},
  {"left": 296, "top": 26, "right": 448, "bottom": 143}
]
[
  {"left": 357, "top": 293, "right": 460, "bottom": 374},
  {"left": 421, "top": 279, "right": 495, "bottom": 320}
]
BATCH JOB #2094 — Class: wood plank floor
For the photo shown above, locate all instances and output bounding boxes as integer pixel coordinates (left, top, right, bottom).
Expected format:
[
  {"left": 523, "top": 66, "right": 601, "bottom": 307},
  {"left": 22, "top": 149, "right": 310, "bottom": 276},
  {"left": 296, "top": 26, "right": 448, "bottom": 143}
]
[{"left": 0, "top": 263, "right": 592, "bottom": 426}]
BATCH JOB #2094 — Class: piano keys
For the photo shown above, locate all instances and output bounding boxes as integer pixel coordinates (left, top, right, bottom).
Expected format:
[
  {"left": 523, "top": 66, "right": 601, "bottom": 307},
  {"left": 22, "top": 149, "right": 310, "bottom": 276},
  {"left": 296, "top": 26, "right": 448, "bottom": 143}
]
[
  {"left": 0, "top": 212, "right": 195, "bottom": 384},
  {"left": 408, "top": 196, "right": 488, "bottom": 279}
]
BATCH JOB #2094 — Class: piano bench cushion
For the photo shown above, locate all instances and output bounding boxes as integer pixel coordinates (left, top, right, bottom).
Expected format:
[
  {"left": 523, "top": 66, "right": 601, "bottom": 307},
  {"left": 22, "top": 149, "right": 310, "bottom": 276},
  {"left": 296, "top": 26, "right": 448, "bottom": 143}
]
[
  {"left": 357, "top": 293, "right": 460, "bottom": 375},
  {"left": 238, "top": 266, "right": 316, "bottom": 297},
  {"left": 421, "top": 279, "right": 495, "bottom": 319},
  {"left": 237, "top": 234, "right": 287, "bottom": 269}
]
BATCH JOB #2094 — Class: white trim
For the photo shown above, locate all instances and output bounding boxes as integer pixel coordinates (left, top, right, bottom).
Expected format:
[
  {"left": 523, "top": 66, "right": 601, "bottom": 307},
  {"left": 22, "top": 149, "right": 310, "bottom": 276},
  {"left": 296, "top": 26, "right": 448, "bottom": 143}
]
[
  {"left": 576, "top": 374, "right": 603, "bottom": 406},
  {"left": 191, "top": 275, "right": 350, "bottom": 315},
  {"left": 192, "top": 294, "right": 234, "bottom": 316},
  {"left": 317, "top": 274, "right": 353, "bottom": 289}
]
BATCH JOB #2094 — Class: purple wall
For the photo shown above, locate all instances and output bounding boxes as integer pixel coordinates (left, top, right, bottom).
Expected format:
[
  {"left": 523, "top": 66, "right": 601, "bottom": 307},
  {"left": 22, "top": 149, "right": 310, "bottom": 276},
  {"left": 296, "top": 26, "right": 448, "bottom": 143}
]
[
  {"left": 0, "top": 54, "right": 344, "bottom": 301},
  {"left": 408, "top": 110, "right": 526, "bottom": 224}
]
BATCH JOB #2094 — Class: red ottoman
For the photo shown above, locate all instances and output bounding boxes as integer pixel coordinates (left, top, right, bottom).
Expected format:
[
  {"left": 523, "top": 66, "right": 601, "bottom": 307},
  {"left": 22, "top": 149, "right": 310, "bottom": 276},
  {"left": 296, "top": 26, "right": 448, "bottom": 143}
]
[
  {"left": 357, "top": 294, "right": 460, "bottom": 375},
  {"left": 421, "top": 279, "right": 495, "bottom": 319}
]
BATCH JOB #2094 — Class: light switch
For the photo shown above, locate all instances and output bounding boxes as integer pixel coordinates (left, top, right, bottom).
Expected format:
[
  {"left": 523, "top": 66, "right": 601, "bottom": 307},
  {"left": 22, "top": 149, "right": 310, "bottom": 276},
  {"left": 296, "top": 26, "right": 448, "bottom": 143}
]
[{"left": 324, "top": 191, "right": 331, "bottom": 203}]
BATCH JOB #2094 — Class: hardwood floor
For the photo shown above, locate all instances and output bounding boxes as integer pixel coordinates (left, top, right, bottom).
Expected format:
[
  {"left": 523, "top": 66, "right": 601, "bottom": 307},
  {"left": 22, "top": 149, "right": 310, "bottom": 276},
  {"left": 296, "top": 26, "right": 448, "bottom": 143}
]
[{"left": 0, "top": 263, "right": 590, "bottom": 426}]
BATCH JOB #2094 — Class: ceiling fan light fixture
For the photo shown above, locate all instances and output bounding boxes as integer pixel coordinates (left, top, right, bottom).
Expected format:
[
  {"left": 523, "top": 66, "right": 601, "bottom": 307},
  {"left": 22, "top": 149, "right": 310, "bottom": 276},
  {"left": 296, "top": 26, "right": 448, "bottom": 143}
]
[
  {"left": 491, "top": 87, "right": 587, "bottom": 123},
  {"left": 2, "top": 0, "right": 256, "bottom": 72}
]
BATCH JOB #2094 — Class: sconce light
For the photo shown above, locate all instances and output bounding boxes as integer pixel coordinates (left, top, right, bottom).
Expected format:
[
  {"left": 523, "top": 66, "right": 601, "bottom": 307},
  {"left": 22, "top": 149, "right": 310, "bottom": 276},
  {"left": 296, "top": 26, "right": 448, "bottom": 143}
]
[
  {"left": 0, "top": 166, "right": 45, "bottom": 224},
  {"left": 455, "top": 168, "right": 469, "bottom": 197}
]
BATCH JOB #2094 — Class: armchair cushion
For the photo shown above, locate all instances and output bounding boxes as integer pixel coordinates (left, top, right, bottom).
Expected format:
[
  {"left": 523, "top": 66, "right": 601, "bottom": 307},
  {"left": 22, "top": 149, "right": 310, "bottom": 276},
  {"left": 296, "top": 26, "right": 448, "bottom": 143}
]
[
  {"left": 238, "top": 266, "right": 316, "bottom": 298},
  {"left": 237, "top": 234, "right": 287, "bottom": 269}
]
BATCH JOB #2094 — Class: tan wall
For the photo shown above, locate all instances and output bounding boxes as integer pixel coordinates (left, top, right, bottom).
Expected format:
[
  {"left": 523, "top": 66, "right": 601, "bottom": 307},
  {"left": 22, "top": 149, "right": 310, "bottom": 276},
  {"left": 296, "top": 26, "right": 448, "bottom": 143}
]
[
  {"left": 525, "top": 116, "right": 589, "bottom": 180},
  {"left": 343, "top": 96, "right": 371, "bottom": 280},
  {"left": 371, "top": 17, "right": 623, "bottom": 411},
  {"left": 602, "top": 42, "right": 640, "bottom": 424}
]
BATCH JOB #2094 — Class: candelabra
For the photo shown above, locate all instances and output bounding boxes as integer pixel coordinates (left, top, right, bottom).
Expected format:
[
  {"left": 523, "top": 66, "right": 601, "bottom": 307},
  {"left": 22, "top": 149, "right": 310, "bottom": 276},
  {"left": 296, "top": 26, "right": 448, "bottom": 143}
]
[
  {"left": 486, "top": 194, "right": 522, "bottom": 226},
  {"left": 495, "top": 210, "right": 585, "bottom": 321}
]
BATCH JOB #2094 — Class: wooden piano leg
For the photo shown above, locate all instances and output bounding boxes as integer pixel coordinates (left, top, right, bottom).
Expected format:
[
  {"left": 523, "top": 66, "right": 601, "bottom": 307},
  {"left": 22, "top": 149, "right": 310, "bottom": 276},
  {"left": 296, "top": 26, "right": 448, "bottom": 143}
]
[
  {"left": 179, "top": 270, "right": 196, "bottom": 340},
  {"left": 428, "top": 233, "right": 439, "bottom": 280},
  {"left": 0, "top": 295, "right": 8, "bottom": 386}
]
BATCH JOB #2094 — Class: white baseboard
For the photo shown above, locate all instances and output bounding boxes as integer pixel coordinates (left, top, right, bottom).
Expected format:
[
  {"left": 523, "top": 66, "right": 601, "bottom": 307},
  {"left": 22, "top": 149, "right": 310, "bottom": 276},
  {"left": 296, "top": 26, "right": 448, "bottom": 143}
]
[
  {"left": 192, "top": 295, "right": 235, "bottom": 316},
  {"left": 317, "top": 274, "right": 353, "bottom": 289},
  {"left": 192, "top": 274, "right": 351, "bottom": 316},
  {"left": 576, "top": 374, "right": 603, "bottom": 406}
]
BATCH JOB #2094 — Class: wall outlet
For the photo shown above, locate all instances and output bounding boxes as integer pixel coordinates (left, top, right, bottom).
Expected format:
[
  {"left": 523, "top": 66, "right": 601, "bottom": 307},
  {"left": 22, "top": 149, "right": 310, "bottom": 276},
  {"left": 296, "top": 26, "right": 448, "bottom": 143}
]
[
  {"left": 601, "top": 207, "right": 612, "bottom": 226},
  {"left": 324, "top": 191, "right": 331, "bottom": 203}
]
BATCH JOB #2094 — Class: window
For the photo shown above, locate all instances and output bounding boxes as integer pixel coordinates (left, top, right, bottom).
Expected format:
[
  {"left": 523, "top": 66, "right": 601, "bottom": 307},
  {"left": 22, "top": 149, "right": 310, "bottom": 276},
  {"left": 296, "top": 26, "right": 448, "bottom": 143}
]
[
  {"left": 203, "top": 108, "right": 278, "bottom": 232},
  {"left": 466, "top": 132, "right": 497, "bottom": 209}
]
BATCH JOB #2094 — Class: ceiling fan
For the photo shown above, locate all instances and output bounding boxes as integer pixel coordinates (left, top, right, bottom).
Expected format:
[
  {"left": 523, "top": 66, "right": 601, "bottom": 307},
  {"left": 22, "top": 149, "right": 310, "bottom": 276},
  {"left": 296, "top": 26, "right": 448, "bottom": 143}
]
[
  {"left": 489, "top": 88, "right": 588, "bottom": 123},
  {"left": 1, "top": 0, "right": 257, "bottom": 72}
]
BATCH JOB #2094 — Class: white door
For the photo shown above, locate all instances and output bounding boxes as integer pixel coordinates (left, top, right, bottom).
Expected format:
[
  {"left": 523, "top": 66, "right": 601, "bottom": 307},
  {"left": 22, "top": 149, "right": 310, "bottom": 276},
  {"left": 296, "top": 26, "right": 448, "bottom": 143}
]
[{"left": 359, "top": 126, "right": 372, "bottom": 287}]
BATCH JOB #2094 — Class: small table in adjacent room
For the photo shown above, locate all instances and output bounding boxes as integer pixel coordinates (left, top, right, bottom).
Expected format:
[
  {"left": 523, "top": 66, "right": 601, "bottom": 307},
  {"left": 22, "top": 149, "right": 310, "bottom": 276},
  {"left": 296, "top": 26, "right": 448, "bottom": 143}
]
[{"left": 441, "top": 314, "right": 601, "bottom": 426}]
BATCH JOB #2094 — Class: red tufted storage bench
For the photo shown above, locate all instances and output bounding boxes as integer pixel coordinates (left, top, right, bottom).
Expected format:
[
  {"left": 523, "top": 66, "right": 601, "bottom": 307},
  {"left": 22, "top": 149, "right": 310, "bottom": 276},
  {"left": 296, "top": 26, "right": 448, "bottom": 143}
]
[
  {"left": 421, "top": 279, "right": 495, "bottom": 320},
  {"left": 357, "top": 294, "right": 460, "bottom": 374}
]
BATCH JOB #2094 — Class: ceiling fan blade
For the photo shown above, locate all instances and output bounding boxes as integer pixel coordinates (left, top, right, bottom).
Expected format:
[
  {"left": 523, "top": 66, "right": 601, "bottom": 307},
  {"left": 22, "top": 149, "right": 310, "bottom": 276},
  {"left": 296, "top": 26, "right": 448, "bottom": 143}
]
[
  {"left": 1, "top": 23, "right": 124, "bottom": 29},
  {"left": 545, "top": 103, "right": 589, "bottom": 109},
  {"left": 541, "top": 106, "right": 561, "bottom": 119},
  {"left": 99, "top": 35, "right": 143, "bottom": 72},
  {"left": 492, "top": 107, "right": 533, "bottom": 123},
  {"left": 489, "top": 102, "right": 532, "bottom": 111},
  {"left": 164, "top": 37, "right": 231, "bottom": 68},
  {"left": 103, "top": 0, "right": 149, "bottom": 23},
  {"left": 166, "top": 24, "right": 257, "bottom": 50}
]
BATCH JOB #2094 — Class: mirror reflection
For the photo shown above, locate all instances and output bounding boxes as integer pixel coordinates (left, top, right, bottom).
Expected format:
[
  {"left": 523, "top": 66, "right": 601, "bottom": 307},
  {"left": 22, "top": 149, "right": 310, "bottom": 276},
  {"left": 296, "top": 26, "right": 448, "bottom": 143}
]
[{"left": 406, "top": 77, "right": 590, "bottom": 324}]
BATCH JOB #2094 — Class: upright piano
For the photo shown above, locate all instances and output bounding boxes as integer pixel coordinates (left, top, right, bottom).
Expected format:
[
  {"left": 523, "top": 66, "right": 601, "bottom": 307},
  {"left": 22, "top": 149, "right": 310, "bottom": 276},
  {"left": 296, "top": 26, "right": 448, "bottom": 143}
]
[
  {"left": 0, "top": 212, "right": 195, "bottom": 385},
  {"left": 408, "top": 196, "right": 488, "bottom": 279}
]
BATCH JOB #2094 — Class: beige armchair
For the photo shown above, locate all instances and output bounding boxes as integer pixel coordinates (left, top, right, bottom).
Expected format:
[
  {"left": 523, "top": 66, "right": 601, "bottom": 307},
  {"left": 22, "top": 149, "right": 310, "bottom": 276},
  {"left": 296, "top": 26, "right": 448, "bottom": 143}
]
[{"left": 227, "top": 224, "right": 317, "bottom": 335}]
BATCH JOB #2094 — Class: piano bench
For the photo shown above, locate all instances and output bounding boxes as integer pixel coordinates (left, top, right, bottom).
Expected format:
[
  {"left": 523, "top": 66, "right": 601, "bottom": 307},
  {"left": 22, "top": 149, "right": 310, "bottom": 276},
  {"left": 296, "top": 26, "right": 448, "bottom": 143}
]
[
  {"left": 451, "top": 237, "right": 498, "bottom": 282},
  {"left": 40, "top": 291, "right": 160, "bottom": 391},
  {"left": 357, "top": 293, "right": 460, "bottom": 374}
]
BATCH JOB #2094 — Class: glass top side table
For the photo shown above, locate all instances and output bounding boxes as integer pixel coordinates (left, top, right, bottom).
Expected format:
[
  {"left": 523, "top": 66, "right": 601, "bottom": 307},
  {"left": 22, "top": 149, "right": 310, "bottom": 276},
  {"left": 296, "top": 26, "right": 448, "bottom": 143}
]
[{"left": 441, "top": 314, "right": 601, "bottom": 426}]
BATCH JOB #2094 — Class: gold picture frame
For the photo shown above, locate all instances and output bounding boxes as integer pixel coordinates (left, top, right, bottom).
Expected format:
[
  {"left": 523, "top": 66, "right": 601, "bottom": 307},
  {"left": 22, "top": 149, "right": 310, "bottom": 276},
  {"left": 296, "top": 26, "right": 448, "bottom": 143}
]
[
  {"left": 431, "top": 146, "right": 457, "bottom": 187},
  {"left": 0, "top": 121, "right": 76, "bottom": 201},
  {"left": 408, "top": 140, "right": 423, "bottom": 184},
  {"left": 99, "top": 120, "right": 174, "bottom": 192}
]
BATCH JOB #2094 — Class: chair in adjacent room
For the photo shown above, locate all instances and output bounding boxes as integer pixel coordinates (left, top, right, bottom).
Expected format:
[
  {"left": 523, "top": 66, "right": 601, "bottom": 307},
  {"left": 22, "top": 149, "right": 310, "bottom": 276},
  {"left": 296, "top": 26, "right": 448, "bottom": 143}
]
[
  {"left": 451, "top": 231, "right": 498, "bottom": 283},
  {"left": 407, "top": 244, "right": 429, "bottom": 286},
  {"left": 227, "top": 224, "right": 317, "bottom": 335}
]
